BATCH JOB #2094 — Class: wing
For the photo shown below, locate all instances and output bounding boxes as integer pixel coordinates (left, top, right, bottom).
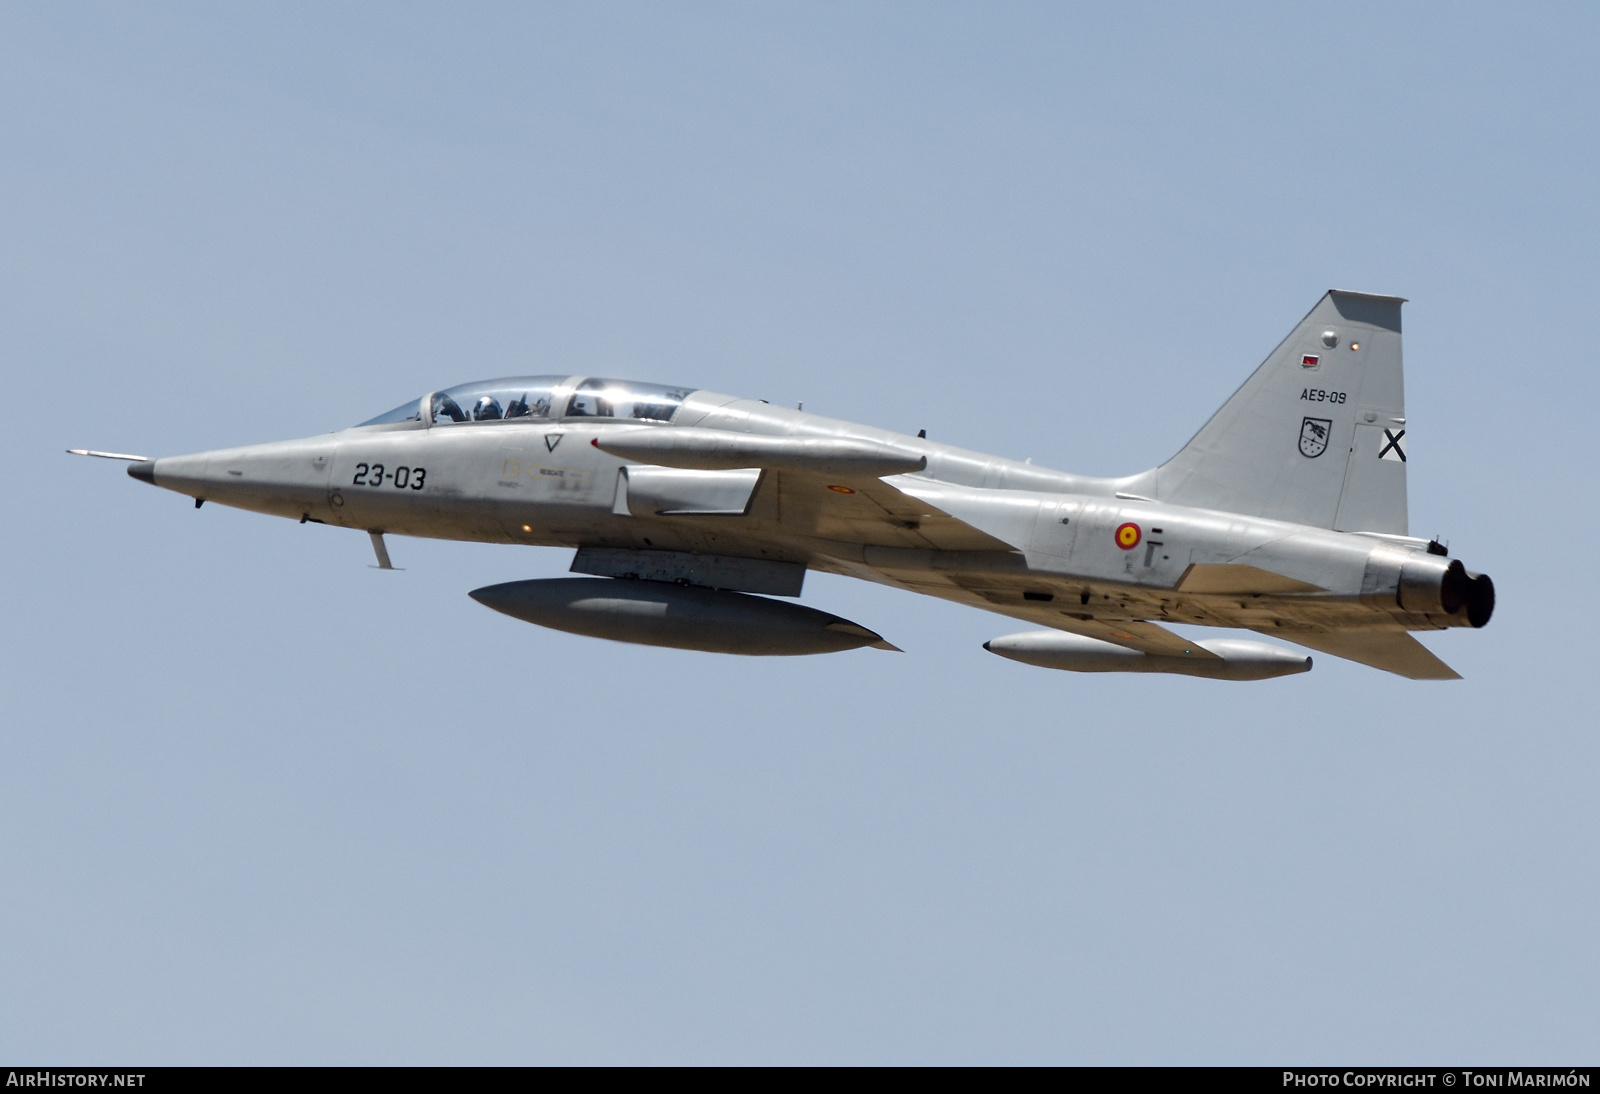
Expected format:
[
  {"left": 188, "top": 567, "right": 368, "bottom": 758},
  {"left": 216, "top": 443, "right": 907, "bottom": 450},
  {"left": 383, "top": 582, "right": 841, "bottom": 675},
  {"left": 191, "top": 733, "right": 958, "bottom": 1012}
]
[
  {"left": 769, "top": 469, "right": 1016, "bottom": 551},
  {"left": 1260, "top": 627, "right": 1460, "bottom": 680},
  {"left": 785, "top": 475, "right": 1457, "bottom": 673},
  {"left": 1031, "top": 615, "right": 1220, "bottom": 658},
  {"left": 768, "top": 472, "right": 1215, "bottom": 656},
  {"left": 813, "top": 543, "right": 1221, "bottom": 659},
  {"left": 1178, "top": 565, "right": 1461, "bottom": 677},
  {"left": 1175, "top": 563, "right": 1325, "bottom": 595},
  {"left": 595, "top": 426, "right": 1014, "bottom": 552}
]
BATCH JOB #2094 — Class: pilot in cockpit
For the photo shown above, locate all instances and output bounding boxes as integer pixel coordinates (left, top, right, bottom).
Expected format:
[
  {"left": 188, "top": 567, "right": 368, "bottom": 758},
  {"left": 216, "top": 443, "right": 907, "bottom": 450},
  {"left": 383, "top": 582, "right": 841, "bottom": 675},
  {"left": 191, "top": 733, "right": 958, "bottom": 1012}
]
[{"left": 366, "top": 378, "right": 688, "bottom": 430}]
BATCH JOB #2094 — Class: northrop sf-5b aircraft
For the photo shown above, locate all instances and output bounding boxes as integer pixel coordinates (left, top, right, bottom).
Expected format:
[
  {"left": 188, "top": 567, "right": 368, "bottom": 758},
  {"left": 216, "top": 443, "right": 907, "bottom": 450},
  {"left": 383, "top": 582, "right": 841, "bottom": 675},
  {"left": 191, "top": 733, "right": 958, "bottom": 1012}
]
[{"left": 81, "top": 291, "right": 1493, "bottom": 680}]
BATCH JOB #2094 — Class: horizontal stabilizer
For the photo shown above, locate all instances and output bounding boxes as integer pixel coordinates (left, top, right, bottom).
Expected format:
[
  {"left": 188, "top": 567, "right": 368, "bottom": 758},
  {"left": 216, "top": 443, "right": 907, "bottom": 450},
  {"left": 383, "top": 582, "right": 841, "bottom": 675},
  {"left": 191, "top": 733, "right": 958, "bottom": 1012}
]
[{"left": 1265, "top": 627, "right": 1459, "bottom": 680}]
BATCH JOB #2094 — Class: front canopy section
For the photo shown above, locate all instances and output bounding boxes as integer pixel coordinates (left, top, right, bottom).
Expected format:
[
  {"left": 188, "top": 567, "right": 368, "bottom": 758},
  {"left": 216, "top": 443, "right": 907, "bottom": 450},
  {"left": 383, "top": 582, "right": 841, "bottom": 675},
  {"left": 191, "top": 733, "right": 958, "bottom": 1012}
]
[
  {"left": 354, "top": 376, "right": 698, "bottom": 429},
  {"left": 427, "top": 376, "right": 567, "bottom": 424}
]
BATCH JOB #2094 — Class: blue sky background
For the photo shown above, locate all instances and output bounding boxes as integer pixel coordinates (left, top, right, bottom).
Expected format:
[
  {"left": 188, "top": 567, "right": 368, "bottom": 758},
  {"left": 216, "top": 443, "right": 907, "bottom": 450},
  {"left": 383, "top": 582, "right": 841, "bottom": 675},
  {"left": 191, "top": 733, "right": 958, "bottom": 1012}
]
[{"left": 2, "top": 2, "right": 1596, "bottom": 1064}]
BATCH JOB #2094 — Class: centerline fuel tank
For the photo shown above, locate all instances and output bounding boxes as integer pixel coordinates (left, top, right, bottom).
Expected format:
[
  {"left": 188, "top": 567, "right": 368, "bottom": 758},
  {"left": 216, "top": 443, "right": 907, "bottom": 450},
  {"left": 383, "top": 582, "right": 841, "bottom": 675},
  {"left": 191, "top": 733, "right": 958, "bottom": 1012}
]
[{"left": 468, "top": 578, "right": 899, "bottom": 655}]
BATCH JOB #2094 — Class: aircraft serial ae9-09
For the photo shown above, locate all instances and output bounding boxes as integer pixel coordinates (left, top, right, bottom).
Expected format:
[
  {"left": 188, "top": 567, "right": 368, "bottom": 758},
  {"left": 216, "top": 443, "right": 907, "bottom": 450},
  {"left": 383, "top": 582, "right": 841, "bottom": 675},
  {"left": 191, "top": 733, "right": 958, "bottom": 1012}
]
[{"left": 77, "top": 291, "right": 1493, "bottom": 680}]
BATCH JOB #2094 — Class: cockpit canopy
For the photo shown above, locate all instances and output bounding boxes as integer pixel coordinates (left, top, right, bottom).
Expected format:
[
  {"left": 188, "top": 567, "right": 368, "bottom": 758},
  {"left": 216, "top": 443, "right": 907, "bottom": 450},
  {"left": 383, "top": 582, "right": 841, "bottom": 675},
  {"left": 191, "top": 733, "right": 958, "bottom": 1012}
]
[{"left": 357, "top": 376, "right": 697, "bottom": 428}]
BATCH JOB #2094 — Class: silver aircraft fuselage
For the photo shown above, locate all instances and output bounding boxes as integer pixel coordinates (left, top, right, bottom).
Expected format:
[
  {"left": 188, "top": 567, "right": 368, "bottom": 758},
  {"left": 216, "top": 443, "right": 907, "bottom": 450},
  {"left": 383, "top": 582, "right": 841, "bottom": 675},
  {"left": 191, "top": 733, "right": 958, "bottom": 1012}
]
[
  {"left": 121, "top": 369, "right": 1491, "bottom": 678},
  {"left": 105, "top": 293, "right": 1494, "bottom": 678}
]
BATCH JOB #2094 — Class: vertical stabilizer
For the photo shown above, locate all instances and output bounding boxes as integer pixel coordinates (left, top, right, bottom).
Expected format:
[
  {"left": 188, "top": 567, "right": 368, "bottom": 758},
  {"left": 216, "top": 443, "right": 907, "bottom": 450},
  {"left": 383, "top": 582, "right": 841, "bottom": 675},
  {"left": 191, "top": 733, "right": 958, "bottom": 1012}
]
[{"left": 1125, "top": 290, "right": 1409, "bottom": 533}]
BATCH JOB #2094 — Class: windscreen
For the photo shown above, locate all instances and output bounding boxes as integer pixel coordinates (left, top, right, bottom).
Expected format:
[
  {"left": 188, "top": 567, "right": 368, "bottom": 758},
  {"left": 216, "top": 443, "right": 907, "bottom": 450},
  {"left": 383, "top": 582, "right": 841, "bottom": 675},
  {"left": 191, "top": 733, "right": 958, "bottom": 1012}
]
[{"left": 357, "top": 397, "right": 426, "bottom": 427}]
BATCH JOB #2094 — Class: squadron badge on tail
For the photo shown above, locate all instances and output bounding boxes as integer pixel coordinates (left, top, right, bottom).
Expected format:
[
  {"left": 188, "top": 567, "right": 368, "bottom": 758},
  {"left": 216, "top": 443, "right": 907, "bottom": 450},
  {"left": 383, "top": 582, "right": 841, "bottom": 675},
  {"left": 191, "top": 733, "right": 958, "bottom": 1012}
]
[{"left": 1299, "top": 416, "right": 1332, "bottom": 458}]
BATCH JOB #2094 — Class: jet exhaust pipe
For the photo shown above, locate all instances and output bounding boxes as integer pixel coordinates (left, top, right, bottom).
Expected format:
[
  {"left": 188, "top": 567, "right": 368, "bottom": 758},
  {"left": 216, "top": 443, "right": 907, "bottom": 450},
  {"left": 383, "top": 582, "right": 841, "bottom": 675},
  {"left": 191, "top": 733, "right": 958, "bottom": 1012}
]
[
  {"left": 1390, "top": 554, "right": 1495, "bottom": 629},
  {"left": 1438, "top": 560, "right": 1495, "bottom": 629},
  {"left": 983, "top": 631, "right": 1312, "bottom": 681},
  {"left": 469, "top": 577, "right": 898, "bottom": 655}
]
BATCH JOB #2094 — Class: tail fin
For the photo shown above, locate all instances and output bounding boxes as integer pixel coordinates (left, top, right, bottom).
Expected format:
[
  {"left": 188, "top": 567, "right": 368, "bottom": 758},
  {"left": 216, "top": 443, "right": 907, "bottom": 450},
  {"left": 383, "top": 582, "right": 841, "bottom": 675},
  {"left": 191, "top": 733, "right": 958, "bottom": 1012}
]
[{"left": 1125, "top": 290, "right": 1409, "bottom": 534}]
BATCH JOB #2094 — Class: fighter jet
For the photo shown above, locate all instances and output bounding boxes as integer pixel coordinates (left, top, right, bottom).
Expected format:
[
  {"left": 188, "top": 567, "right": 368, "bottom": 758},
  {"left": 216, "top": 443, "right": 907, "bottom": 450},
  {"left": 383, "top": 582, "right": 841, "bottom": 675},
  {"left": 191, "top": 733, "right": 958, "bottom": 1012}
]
[{"left": 76, "top": 290, "right": 1493, "bottom": 680}]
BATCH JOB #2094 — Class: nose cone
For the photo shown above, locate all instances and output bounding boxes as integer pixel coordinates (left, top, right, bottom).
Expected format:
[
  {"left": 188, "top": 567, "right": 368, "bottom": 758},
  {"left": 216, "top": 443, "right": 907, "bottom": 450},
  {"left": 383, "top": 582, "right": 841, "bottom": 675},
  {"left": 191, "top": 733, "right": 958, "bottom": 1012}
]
[{"left": 126, "top": 438, "right": 335, "bottom": 519}]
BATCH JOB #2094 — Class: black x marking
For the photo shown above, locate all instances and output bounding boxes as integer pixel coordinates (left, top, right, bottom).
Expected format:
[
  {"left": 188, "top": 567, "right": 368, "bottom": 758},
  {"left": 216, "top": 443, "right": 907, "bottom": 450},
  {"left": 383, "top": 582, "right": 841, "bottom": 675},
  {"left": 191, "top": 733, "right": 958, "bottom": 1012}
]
[{"left": 1379, "top": 428, "right": 1406, "bottom": 461}]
